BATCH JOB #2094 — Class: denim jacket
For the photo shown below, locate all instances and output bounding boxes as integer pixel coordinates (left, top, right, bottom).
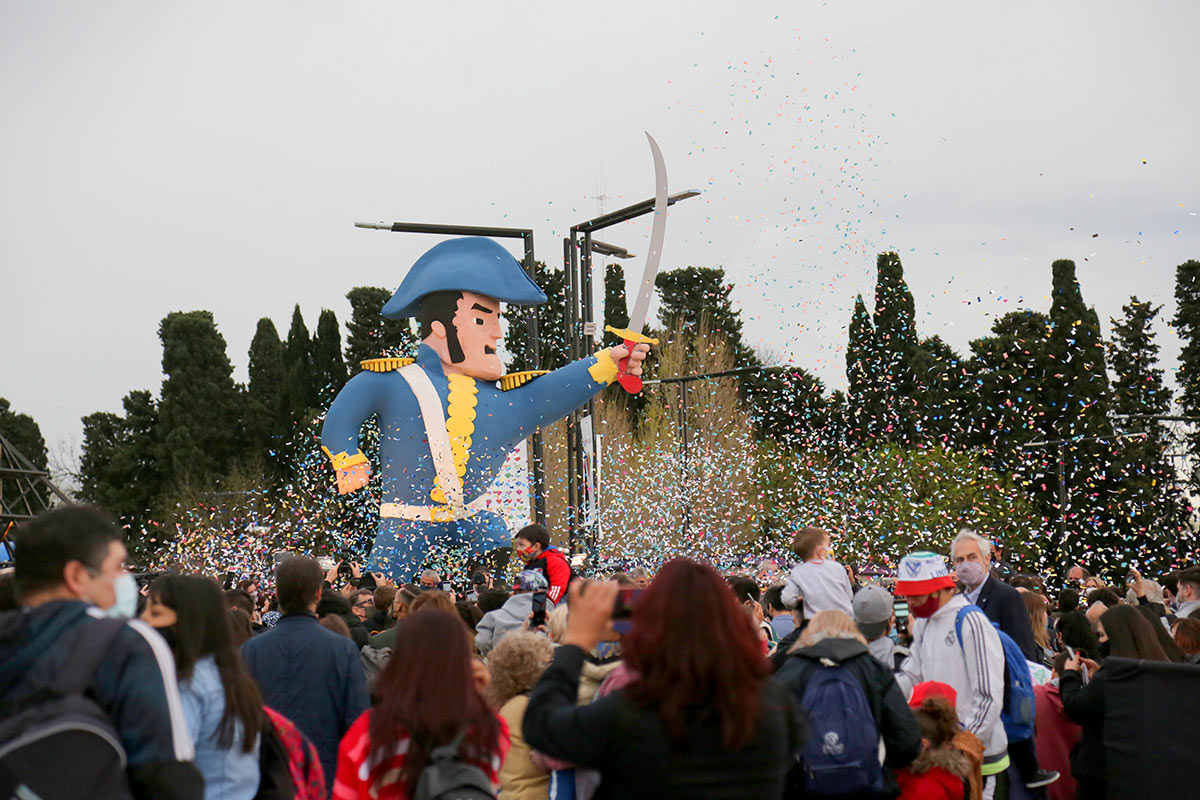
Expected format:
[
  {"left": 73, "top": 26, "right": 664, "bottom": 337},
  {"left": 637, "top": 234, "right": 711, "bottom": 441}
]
[{"left": 180, "top": 655, "right": 260, "bottom": 799}]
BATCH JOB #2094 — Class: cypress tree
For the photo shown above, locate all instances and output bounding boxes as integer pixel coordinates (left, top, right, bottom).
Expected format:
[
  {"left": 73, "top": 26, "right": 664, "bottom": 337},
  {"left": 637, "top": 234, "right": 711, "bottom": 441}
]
[
  {"left": 344, "top": 287, "right": 416, "bottom": 371},
  {"left": 1046, "top": 259, "right": 1112, "bottom": 439},
  {"left": 157, "top": 311, "right": 240, "bottom": 487},
  {"left": 846, "top": 294, "right": 880, "bottom": 443},
  {"left": 1173, "top": 260, "right": 1200, "bottom": 489},
  {"left": 313, "top": 308, "right": 348, "bottom": 400},
  {"left": 1107, "top": 297, "right": 1182, "bottom": 545},
  {"left": 603, "top": 262, "right": 630, "bottom": 334},
  {"left": 246, "top": 318, "right": 285, "bottom": 458},
  {"left": 873, "top": 252, "right": 918, "bottom": 441},
  {"left": 1043, "top": 260, "right": 1113, "bottom": 569},
  {"left": 282, "top": 305, "right": 316, "bottom": 424}
]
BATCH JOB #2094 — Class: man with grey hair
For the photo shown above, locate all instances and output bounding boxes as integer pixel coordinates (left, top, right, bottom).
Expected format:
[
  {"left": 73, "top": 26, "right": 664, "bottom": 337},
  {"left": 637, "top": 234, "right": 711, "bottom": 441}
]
[
  {"left": 950, "top": 529, "right": 1038, "bottom": 662},
  {"left": 950, "top": 530, "right": 1059, "bottom": 792},
  {"left": 418, "top": 569, "right": 440, "bottom": 590}
]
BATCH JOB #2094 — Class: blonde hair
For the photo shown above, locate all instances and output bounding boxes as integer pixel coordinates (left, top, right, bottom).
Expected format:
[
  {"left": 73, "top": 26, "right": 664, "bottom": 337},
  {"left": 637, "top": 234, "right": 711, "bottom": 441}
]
[
  {"left": 1023, "top": 591, "right": 1050, "bottom": 650},
  {"left": 409, "top": 590, "right": 454, "bottom": 616},
  {"left": 546, "top": 603, "right": 569, "bottom": 643},
  {"left": 796, "top": 610, "right": 867, "bottom": 650},
  {"left": 486, "top": 632, "right": 553, "bottom": 708}
]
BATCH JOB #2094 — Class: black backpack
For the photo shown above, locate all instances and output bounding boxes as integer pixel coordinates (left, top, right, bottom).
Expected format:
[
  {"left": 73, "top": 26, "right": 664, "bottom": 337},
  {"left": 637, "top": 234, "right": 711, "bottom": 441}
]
[
  {"left": 0, "top": 616, "right": 133, "bottom": 800},
  {"left": 412, "top": 729, "right": 496, "bottom": 800}
]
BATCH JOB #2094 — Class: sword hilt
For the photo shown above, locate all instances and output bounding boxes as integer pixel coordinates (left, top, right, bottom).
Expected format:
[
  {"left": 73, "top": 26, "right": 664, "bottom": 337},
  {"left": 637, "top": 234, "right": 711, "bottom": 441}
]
[{"left": 605, "top": 326, "right": 659, "bottom": 394}]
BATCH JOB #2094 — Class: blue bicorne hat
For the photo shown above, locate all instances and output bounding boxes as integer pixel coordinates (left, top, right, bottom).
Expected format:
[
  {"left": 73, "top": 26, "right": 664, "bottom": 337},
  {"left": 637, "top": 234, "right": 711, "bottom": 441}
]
[{"left": 381, "top": 237, "right": 548, "bottom": 320}]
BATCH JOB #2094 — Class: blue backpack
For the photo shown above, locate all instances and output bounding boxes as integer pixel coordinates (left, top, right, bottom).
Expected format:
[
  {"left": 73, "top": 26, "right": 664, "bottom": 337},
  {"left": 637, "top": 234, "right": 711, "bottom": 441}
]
[
  {"left": 954, "top": 604, "right": 1037, "bottom": 742},
  {"left": 797, "top": 660, "right": 886, "bottom": 796}
]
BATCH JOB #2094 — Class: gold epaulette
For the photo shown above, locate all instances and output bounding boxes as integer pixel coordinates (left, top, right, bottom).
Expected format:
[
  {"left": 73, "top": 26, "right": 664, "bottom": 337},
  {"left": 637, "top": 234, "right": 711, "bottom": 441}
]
[
  {"left": 360, "top": 357, "right": 416, "bottom": 372},
  {"left": 499, "top": 370, "right": 550, "bottom": 391}
]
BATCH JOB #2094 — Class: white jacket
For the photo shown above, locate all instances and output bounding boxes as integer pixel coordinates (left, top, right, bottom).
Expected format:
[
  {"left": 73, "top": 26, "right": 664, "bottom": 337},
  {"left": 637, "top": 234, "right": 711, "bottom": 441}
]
[{"left": 895, "top": 594, "right": 1008, "bottom": 760}]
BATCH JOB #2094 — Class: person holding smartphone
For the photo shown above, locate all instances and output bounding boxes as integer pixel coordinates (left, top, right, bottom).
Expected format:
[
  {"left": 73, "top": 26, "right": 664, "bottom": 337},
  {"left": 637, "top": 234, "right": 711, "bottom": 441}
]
[{"left": 475, "top": 570, "right": 550, "bottom": 656}]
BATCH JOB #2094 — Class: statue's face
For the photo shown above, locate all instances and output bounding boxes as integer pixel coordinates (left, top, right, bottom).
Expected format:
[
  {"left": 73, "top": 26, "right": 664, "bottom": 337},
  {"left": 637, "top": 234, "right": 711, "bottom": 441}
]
[{"left": 434, "top": 291, "right": 503, "bottom": 381}]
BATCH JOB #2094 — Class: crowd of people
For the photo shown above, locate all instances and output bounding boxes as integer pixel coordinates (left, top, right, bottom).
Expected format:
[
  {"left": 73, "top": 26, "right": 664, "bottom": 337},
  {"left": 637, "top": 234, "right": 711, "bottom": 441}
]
[{"left": 1, "top": 507, "right": 1198, "bottom": 800}]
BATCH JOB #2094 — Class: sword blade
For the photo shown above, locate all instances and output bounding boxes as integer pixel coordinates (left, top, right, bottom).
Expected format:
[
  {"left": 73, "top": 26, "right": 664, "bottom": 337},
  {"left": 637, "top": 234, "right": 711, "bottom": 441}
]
[{"left": 626, "top": 132, "right": 669, "bottom": 334}]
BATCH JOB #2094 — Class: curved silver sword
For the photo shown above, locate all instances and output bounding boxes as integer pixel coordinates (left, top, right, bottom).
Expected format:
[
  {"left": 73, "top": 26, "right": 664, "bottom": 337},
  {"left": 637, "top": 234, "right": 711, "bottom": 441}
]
[{"left": 626, "top": 132, "right": 669, "bottom": 334}]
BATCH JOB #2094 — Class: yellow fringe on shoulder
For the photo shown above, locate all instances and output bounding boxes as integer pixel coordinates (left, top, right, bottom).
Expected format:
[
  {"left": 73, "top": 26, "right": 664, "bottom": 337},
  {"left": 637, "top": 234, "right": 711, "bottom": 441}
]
[
  {"left": 499, "top": 370, "right": 549, "bottom": 391},
  {"left": 430, "top": 374, "right": 478, "bottom": 504},
  {"left": 360, "top": 357, "right": 415, "bottom": 372}
]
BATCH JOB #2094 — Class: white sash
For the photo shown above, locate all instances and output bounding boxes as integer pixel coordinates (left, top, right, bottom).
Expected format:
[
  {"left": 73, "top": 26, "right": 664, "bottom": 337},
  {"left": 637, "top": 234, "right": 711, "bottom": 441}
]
[{"left": 397, "top": 364, "right": 465, "bottom": 518}]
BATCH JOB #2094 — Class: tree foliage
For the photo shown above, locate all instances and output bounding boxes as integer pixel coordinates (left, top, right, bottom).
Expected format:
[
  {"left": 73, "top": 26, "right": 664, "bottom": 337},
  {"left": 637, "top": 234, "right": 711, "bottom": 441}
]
[
  {"left": 344, "top": 286, "right": 416, "bottom": 371},
  {"left": 504, "top": 261, "right": 567, "bottom": 372},
  {"left": 157, "top": 311, "right": 241, "bottom": 488}
]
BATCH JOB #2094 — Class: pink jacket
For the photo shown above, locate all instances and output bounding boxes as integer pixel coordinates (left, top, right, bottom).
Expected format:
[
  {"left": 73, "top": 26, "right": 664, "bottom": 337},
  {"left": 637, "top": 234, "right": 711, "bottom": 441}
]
[{"left": 1034, "top": 680, "right": 1082, "bottom": 800}]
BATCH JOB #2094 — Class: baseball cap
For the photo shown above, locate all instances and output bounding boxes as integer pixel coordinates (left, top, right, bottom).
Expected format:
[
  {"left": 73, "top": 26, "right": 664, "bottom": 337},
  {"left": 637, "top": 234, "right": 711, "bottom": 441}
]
[
  {"left": 909, "top": 681, "right": 958, "bottom": 709},
  {"left": 852, "top": 585, "right": 893, "bottom": 640},
  {"left": 894, "top": 551, "right": 957, "bottom": 596},
  {"left": 514, "top": 570, "right": 548, "bottom": 592}
]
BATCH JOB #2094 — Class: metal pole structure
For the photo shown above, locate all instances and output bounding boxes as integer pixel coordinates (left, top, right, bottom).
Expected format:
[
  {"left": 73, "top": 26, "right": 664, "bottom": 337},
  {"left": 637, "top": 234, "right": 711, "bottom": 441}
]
[
  {"left": 519, "top": 231, "right": 547, "bottom": 527},
  {"left": 354, "top": 220, "right": 547, "bottom": 527},
  {"left": 562, "top": 189, "right": 701, "bottom": 557},
  {"left": 564, "top": 236, "right": 581, "bottom": 553},
  {"left": 678, "top": 382, "right": 690, "bottom": 541},
  {"left": 1019, "top": 430, "right": 1147, "bottom": 567}
]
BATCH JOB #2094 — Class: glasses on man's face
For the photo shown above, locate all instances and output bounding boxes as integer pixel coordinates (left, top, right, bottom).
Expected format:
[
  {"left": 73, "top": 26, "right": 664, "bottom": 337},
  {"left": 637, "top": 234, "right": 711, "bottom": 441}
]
[{"left": 355, "top": 601, "right": 373, "bottom": 609}]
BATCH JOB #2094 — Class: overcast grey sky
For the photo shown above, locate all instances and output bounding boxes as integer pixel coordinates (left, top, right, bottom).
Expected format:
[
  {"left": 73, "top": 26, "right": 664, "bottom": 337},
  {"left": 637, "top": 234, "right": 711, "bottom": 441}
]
[{"left": 4, "top": 1, "right": 1198, "bottom": 464}]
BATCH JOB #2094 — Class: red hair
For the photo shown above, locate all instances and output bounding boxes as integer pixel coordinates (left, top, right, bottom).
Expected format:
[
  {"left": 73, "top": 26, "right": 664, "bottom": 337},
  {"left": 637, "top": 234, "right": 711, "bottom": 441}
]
[
  {"left": 623, "top": 558, "right": 770, "bottom": 749},
  {"left": 369, "top": 610, "right": 500, "bottom": 787}
]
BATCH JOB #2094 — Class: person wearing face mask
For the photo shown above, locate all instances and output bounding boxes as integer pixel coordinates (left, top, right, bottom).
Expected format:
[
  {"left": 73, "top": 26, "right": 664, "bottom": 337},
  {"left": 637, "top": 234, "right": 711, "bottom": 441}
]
[
  {"left": 894, "top": 551, "right": 1010, "bottom": 800},
  {"left": 0, "top": 506, "right": 203, "bottom": 800},
  {"left": 1059, "top": 605, "right": 1172, "bottom": 799},
  {"left": 513, "top": 523, "right": 573, "bottom": 606},
  {"left": 142, "top": 575, "right": 265, "bottom": 799},
  {"left": 1172, "top": 567, "right": 1200, "bottom": 619},
  {"left": 950, "top": 530, "right": 1039, "bottom": 664}
]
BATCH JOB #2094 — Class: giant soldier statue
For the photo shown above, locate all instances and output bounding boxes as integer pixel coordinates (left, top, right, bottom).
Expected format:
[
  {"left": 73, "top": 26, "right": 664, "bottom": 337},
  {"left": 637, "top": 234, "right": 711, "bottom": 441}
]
[{"left": 321, "top": 237, "right": 650, "bottom": 581}]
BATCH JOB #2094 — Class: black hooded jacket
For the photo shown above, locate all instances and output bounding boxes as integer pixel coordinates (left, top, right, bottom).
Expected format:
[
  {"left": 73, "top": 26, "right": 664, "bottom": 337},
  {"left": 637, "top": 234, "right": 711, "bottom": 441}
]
[{"left": 773, "top": 636, "right": 922, "bottom": 797}]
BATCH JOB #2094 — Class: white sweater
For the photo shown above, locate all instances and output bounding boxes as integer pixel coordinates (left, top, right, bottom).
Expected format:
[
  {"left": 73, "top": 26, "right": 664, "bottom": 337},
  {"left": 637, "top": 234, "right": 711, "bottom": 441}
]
[
  {"left": 895, "top": 594, "right": 1008, "bottom": 760},
  {"left": 780, "top": 558, "right": 854, "bottom": 619}
]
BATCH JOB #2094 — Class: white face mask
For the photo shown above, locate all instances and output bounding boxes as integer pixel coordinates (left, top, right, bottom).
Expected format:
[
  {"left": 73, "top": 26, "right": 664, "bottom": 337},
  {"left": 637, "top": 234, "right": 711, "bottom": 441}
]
[
  {"left": 105, "top": 573, "right": 139, "bottom": 619},
  {"left": 955, "top": 560, "right": 987, "bottom": 589}
]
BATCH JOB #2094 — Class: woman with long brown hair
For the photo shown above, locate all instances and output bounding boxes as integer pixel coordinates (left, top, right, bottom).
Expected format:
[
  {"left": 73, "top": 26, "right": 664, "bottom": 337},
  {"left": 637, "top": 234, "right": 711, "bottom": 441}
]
[
  {"left": 332, "top": 608, "right": 509, "bottom": 799},
  {"left": 523, "top": 558, "right": 802, "bottom": 799},
  {"left": 1060, "top": 604, "right": 1171, "bottom": 799},
  {"left": 141, "top": 574, "right": 266, "bottom": 799}
]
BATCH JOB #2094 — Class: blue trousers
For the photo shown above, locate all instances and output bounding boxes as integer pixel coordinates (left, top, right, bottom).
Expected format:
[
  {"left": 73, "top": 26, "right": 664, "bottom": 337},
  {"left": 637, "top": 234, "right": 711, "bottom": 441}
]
[{"left": 367, "top": 510, "right": 511, "bottom": 582}]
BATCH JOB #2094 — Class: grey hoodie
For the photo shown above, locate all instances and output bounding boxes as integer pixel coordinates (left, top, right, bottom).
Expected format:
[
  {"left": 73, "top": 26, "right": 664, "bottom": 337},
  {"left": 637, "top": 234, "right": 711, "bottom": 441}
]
[
  {"left": 867, "top": 635, "right": 909, "bottom": 672},
  {"left": 475, "top": 591, "right": 533, "bottom": 655}
]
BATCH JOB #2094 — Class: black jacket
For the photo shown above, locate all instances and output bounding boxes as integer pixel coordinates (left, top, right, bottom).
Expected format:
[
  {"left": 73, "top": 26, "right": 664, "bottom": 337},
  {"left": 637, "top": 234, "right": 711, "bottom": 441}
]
[
  {"left": 975, "top": 576, "right": 1039, "bottom": 663},
  {"left": 0, "top": 601, "right": 203, "bottom": 800},
  {"left": 1059, "top": 666, "right": 1108, "bottom": 797},
  {"left": 524, "top": 644, "right": 805, "bottom": 800},
  {"left": 774, "top": 637, "right": 922, "bottom": 798}
]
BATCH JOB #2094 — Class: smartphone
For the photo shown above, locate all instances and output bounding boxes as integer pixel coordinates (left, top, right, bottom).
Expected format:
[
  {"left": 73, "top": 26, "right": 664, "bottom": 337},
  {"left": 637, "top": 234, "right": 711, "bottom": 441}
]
[
  {"left": 893, "top": 598, "right": 909, "bottom": 636},
  {"left": 530, "top": 589, "right": 547, "bottom": 627},
  {"left": 438, "top": 580, "right": 453, "bottom": 593},
  {"left": 612, "top": 588, "right": 643, "bottom": 634},
  {"left": 1064, "top": 645, "right": 1088, "bottom": 683}
]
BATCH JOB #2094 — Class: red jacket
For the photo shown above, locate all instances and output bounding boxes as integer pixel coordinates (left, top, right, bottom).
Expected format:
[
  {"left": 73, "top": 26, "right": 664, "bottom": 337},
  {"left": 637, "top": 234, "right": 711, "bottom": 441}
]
[
  {"left": 896, "top": 744, "right": 972, "bottom": 800},
  {"left": 1034, "top": 680, "right": 1081, "bottom": 800},
  {"left": 529, "top": 546, "right": 572, "bottom": 605}
]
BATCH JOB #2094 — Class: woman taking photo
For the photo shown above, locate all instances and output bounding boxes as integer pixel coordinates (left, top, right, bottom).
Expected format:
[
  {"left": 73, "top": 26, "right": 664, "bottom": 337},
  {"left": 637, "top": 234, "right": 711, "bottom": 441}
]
[
  {"left": 1060, "top": 604, "right": 1171, "bottom": 799},
  {"left": 142, "top": 574, "right": 266, "bottom": 799},
  {"left": 333, "top": 609, "right": 510, "bottom": 798},
  {"left": 523, "top": 558, "right": 803, "bottom": 800}
]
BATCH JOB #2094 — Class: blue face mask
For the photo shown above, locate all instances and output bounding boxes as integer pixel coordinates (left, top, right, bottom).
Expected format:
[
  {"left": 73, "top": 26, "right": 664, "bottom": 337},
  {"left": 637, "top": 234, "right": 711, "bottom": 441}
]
[{"left": 106, "top": 573, "right": 139, "bottom": 619}]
